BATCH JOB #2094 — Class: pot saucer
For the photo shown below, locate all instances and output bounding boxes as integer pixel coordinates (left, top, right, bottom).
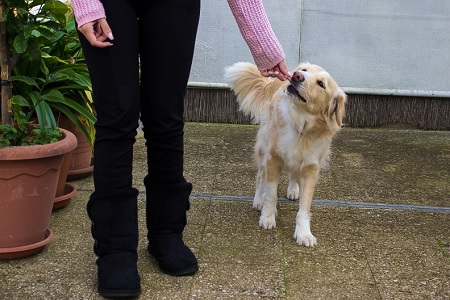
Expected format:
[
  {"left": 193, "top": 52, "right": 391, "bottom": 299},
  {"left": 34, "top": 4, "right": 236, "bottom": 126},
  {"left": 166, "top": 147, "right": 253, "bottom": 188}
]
[
  {"left": 0, "top": 229, "right": 53, "bottom": 260},
  {"left": 67, "top": 164, "right": 93, "bottom": 181},
  {"left": 53, "top": 183, "right": 78, "bottom": 211}
]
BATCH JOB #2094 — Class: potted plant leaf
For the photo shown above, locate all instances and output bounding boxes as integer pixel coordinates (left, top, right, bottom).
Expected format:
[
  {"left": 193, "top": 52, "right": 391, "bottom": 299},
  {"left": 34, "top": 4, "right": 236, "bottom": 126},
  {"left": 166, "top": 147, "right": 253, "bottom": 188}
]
[
  {"left": 9, "top": 1, "right": 96, "bottom": 181},
  {"left": 0, "top": 0, "right": 90, "bottom": 259}
]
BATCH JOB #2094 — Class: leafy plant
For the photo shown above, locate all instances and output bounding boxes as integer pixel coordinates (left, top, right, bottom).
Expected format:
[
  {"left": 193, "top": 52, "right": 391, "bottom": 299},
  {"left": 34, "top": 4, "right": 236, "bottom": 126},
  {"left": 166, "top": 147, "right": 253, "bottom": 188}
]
[
  {"left": 0, "top": 0, "right": 95, "bottom": 147},
  {"left": 0, "top": 123, "right": 61, "bottom": 148}
]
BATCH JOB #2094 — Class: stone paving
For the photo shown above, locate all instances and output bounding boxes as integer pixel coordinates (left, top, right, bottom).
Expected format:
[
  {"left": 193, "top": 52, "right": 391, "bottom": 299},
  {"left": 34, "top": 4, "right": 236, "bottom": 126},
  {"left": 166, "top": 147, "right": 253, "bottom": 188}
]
[{"left": 1, "top": 123, "right": 449, "bottom": 299}]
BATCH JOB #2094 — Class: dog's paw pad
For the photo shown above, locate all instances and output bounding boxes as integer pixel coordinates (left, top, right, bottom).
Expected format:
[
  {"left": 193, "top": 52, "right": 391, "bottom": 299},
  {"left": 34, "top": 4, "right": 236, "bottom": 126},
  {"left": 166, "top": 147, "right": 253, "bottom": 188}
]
[
  {"left": 294, "top": 232, "right": 317, "bottom": 247},
  {"left": 259, "top": 215, "right": 276, "bottom": 229}
]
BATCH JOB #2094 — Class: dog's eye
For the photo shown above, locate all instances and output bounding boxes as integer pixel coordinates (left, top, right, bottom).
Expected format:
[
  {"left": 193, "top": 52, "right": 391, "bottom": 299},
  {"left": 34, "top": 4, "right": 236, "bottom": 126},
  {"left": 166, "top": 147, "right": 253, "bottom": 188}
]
[
  {"left": 317, "top": 80, "right": 325, "bottom": 89},
  {"left": 301, "top": 68, "right": 307, "bottom": 72}
]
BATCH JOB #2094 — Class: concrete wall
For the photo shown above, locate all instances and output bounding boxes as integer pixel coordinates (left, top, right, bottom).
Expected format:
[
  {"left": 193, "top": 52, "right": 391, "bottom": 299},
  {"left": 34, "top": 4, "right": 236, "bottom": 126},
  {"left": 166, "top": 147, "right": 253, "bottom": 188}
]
[{"left": 189, "top": 0, "right": 450, "bottom": 97}]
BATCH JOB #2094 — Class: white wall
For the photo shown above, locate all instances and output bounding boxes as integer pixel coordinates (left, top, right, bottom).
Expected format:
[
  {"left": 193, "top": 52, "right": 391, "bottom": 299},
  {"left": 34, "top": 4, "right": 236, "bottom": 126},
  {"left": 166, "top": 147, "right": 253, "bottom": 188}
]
[{"left": 189, "top": 0, "right": 450, "bottom": 97}]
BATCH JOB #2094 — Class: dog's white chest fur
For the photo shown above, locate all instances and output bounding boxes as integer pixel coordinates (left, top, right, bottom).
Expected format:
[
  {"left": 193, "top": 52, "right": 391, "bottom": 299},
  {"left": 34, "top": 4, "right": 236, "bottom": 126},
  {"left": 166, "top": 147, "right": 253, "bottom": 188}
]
[{"left": 277, "top": 99, "right": 330, "bottom": 170}]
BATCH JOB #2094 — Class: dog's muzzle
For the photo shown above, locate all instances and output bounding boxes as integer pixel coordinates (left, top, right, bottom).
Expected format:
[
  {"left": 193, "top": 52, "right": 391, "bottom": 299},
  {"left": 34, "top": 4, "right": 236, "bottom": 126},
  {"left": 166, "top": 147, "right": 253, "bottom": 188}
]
[{"left": 287, "top": 71, "right": 307, "bottom": 103}]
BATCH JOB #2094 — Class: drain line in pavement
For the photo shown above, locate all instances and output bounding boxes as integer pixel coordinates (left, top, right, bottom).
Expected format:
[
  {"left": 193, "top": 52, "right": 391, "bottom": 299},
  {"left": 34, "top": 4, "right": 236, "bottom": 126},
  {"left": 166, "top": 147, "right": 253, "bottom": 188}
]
[{"left": 190, "top": 193, "right": 450, "bottom": 213}]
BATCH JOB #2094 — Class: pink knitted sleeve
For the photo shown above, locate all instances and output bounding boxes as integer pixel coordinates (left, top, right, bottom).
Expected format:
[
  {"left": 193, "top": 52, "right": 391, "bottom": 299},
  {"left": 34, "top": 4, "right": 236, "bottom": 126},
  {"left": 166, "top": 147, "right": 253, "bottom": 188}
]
[
  {"left": 70, "top": 0, "right": 106, "bottom": 28},
  {"left": 227, "top": 0, "right": 285, "bottom": 70},
  {"left": 70, "top": 0, "right": 284, "bottom": 69}
]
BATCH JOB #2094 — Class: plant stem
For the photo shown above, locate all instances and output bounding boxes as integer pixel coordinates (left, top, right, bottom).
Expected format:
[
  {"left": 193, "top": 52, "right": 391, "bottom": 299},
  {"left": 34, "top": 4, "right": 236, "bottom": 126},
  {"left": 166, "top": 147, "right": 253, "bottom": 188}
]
[{"left": 0, "top": 1, "right": 13, "bottom": 126}]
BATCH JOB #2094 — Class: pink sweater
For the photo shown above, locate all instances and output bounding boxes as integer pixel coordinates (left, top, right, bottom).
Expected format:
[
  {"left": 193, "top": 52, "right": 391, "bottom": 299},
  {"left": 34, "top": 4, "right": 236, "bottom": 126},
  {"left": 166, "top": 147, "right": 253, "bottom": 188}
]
[{"left": 70, "top": 0, "right": 285, "bottom": 70}]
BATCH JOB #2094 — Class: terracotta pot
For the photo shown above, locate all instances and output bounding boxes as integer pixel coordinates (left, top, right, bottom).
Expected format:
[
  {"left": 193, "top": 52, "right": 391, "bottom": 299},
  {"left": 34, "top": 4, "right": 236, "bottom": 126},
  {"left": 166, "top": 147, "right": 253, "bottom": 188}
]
[
  {"left": 53, "top": 182, "right": 78, "bottom": 211},
  {"left": 0, "top": 129, "right": 76, "bottom": 259},
  {"left": 58, "top": 117, "right": 94, "bottom": 180},
  {"left": 67, "top": 128, "right": 93, "bottom": 180},
  {"left": 56, "top": 140, "right": 77, "bottom": 197}
]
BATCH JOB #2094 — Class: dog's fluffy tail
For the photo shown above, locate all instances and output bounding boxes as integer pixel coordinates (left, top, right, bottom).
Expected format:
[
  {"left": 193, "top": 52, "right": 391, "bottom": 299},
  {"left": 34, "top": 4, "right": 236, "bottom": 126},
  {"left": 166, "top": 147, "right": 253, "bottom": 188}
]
[{"left": 224, "top": 62, "right": 272, "bottom": 122}]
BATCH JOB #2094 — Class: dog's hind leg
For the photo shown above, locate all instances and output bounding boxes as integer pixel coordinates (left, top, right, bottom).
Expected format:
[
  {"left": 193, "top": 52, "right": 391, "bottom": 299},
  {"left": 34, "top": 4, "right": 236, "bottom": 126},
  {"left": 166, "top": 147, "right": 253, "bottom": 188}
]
[
  {"left": 293, "top": 164, "right": 319, "bottom": 247},
  {"left": 287, "top": 171, "right": 300, "bottom": 200},
  {"left": 253, "top": 167, "right": 264, "bottom": 211},
  {"left": 259, "top": 157, "right": 282, "bottom": 230}
]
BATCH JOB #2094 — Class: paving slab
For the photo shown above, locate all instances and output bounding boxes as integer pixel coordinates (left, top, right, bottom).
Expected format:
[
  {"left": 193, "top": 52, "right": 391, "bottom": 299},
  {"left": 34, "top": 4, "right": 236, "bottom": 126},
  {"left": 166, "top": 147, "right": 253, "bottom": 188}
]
[{"left": 1, "top": 123, "right": 449, "bottom": 300}]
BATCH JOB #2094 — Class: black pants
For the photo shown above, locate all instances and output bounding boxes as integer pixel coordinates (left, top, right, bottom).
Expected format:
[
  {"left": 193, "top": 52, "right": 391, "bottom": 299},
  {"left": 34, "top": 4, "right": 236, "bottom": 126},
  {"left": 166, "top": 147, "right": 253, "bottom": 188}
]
[{"left": 79, "top": 0, "right": 201, "bottom": 195}]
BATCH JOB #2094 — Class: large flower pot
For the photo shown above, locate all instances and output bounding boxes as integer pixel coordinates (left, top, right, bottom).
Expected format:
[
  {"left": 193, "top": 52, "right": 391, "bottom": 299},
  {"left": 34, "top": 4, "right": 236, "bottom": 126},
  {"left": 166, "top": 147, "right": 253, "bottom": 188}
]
[
  {"left": 56, "top": 148, "right": 75, "bottom": 197},
  {"left": 67, "top": 127, "right": 93, "bottom": 180},
  {"left": 58, "top": 117, "right": 94, "bottom": 180},
  {"left": 0, "top": 129, "right": 77, "bottom": 259},
  {"left": 53, "top": 141, "right": 78, "bottom": 211}
]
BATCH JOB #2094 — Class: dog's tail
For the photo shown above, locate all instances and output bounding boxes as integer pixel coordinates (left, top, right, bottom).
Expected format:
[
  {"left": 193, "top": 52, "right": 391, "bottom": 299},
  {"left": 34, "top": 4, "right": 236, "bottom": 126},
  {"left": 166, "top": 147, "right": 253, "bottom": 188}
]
[{"left": 224, "top": 62, "right": 273, "bottom": 122}]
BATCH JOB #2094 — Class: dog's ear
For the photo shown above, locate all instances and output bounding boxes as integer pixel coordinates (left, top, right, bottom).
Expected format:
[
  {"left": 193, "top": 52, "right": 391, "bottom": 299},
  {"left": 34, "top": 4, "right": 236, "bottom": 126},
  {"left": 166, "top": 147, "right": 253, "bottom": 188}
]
[
  {"left": 325, "top": 90, "right": 347, "bottom": 129},
  {"left": 334, "top": 91, "right": 346, "bottom": 127}
]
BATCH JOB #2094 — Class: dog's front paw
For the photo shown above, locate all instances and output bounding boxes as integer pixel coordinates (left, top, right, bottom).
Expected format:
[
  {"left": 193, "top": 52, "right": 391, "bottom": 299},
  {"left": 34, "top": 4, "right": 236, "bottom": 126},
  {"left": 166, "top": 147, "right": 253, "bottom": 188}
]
[
  {"left": 259, "top": 213, "right": 276, "bottom": 229},
  {"left": 293, "top": 230, "right": 317, "bottom": 247},
  {"left": 294, "top": 209, "right": 317, "bottom": 247}
]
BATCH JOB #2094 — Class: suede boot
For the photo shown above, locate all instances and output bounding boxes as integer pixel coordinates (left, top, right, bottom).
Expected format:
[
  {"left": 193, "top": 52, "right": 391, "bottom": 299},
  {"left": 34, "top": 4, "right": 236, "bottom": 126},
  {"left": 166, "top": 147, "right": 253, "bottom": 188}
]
[
  {"left": 145, "top": 176, "right": 198, "bottom": 276},
  {"left": 87, "top": 189, "right": 141, "bottom": 298}
]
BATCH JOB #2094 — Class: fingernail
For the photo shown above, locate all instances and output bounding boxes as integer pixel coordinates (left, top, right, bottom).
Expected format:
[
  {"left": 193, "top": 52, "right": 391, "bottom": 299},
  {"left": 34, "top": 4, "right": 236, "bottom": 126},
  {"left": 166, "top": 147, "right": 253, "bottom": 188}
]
[{"left": 107, "top": 32, "right": 114, "bottom": 40}]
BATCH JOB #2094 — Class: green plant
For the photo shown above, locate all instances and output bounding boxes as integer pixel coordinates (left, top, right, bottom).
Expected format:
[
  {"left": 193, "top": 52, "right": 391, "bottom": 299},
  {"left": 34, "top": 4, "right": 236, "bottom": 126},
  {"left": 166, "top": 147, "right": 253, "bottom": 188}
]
[
  {"left": 0, "top": 123, "right": 61, "bottom": 148},
  {"left": 0, "top": 0, "right": 95, "bottom": 147}
]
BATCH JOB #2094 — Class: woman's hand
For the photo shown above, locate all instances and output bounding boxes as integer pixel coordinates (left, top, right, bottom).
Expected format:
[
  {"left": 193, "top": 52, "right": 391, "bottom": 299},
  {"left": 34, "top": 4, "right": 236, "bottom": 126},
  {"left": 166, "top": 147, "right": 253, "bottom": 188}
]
[
  {"left": 78, "top": 18, "right": 114, "bottom": 48},
  {"left": 260, "top": 60, "right": 292, "bottom": 81}
]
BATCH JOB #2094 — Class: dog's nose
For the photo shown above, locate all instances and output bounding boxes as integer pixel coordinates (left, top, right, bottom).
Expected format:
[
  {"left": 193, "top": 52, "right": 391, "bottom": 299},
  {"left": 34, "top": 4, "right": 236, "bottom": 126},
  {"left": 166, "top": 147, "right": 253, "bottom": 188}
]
[{"left": 292, "top": 71, "right": 305, "bottom": 83}]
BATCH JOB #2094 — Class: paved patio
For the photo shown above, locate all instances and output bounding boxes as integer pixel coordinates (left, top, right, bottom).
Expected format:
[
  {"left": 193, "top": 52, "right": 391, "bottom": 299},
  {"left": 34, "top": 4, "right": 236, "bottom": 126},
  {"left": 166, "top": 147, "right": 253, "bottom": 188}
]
[{"left": 1, "top": 122, "right": 449, "bottom": 299}]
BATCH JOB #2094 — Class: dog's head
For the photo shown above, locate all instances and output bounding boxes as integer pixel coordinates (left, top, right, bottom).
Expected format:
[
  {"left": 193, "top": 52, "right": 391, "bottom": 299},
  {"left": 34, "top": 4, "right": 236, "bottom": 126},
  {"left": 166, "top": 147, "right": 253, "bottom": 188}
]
[{"left": 286, "top": 63, "right": 346, "bottom": 130}]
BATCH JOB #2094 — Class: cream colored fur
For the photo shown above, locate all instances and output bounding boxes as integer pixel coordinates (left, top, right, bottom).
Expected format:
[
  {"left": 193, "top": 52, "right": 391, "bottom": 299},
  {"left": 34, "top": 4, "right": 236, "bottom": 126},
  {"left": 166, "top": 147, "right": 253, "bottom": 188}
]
[{"left": 225, "top": 62, "right": 346, "bottom": 246}]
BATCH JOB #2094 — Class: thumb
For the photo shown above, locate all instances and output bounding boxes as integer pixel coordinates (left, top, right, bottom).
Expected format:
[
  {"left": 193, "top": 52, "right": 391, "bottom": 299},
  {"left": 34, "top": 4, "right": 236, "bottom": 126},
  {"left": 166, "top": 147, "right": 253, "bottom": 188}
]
[{"left": 278, "top": 61, "right": 292, "bottom": 79}]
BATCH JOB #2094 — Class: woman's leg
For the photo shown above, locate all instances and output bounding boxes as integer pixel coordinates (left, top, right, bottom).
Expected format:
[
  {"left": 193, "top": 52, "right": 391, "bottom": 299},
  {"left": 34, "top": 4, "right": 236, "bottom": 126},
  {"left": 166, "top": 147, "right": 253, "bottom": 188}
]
[
  {"left": 139, "top": 0, "right": 200, "bottom": 185},
  {"left": 138, "top": 0, "right": 201, "bottom": 275},
  {"left": 82, "top": 3, "right": 140, "bottom": 194},
  {"left": 78, "top": 0, "right": 141, "bottom": 297}
]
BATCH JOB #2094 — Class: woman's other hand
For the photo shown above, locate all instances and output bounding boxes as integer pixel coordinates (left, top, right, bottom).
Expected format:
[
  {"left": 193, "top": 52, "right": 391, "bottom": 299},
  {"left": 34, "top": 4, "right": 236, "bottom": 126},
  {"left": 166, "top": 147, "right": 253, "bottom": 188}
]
[{"left": 78, "top": 18, "right": 114, "bottom": 48}]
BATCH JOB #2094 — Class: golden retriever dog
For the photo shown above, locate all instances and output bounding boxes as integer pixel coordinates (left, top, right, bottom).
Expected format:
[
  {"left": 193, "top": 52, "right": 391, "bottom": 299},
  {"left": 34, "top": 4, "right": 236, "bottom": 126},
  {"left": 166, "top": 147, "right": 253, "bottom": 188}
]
[{"left": 224, "top": 62, "right": 346, "bottom": 246}]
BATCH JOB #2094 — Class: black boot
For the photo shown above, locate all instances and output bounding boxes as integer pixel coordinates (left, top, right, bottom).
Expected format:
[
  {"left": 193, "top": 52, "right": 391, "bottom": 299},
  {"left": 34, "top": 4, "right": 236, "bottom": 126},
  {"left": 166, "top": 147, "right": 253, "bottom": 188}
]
[
  {"left": 145, "top": 176, "right": 198, "bottom": 276},
  {"left": 87, "top": 189, "right": 141, "bottom": 298}
]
